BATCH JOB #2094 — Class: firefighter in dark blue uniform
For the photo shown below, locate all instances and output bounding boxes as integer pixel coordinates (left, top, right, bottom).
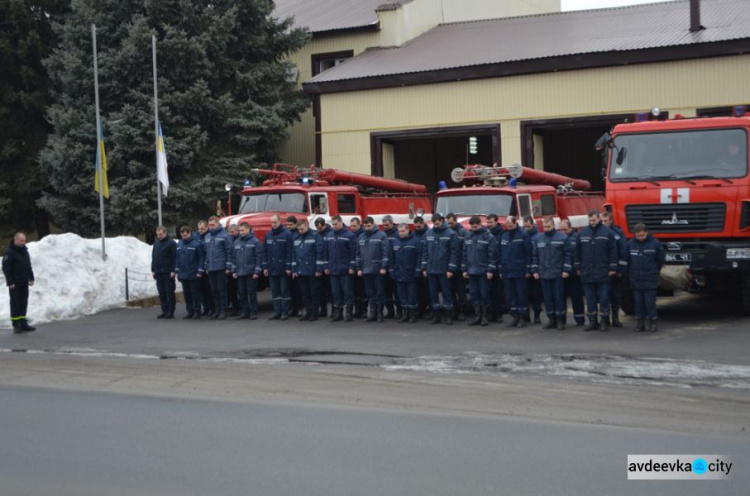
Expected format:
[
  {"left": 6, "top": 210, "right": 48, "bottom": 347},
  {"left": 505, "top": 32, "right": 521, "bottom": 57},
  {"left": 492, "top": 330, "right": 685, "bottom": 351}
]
[
  {"left": 560, "top": 219, "right": 586, "bottom": 326},
  {"left": 174, "top": 225, "right": 205, "bottom": 319},
  {"left": 225, "top": 224, "right": 241, "bottom": 316},
  {"left": 532, "top": 218, "right": 573, "bottom": 330},
  {"left": 601, "top": 211, "right": 628, "bottom": 328},
  {"left": 446, "top": 213, "right": 468, "bottom": 321},
  {"left": 412, "top": 216, "right": 430, "bottom": 319},
  {"left": 576, "top": 210, "right": 619, "bottom": 332},
  {"left": 350, "top": 217, "right": 367, "bottom": 318},
  {"left": 422, "top": 213, "right": 460, "bottom": 325},
  {"left": 203, "top": 216, "right": 235, "bottom": 320},
  {"left": 286, "top": 216, "right": 302, "bottom": 317},
  {"left": 356, "top": 216, "right": 390, "bottom": 323},
  {"left": 232, "top": 222, "right": 265, "bottom": 320},
  {"left": 462, "top": 216, "right": 496, "bottom": 326},
  {"left": 390, "top": 223, "right": 422, "bottom": 323},
  {"left": 196, "top": 220, "right": 214, "bottom": 316},
  {"left": 523, "top": 216, "right": 544, "bottom": 324},
  {"left": 152, "top": 226, "right": 177, "bottom": 319},
  {"left": 264, "top": 215, "right": 293, "bottom": 320},
  {"left": 626, "top": 224, "right": 666, "bottom": 332},
  {"left": 293, "top": 220, "right": 326, "bottom": 321},
  {"left": 314, "top": 218, "right": 333, "bottom": 317},
  {"left": 2, "top": 232, "right": 36, "bottom": 333},
  {"left": 486, "top": 214, "right": 505, "bottom": 323},
  {"left": 325, "top": 215, "right": 357, "bottom": 322},
  {"left": 381, "top": 215, "right": 402, "bottom": 319},
  {"left": 499, "top": 215, "right": 532, "bottom": 328}
]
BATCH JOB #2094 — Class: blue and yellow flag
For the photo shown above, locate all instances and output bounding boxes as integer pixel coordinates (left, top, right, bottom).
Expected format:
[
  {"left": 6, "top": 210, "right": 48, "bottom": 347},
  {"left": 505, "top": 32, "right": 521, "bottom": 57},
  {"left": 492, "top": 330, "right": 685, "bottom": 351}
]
[{"left": 94, "top": 125, "right": 109, "bottom": 199}]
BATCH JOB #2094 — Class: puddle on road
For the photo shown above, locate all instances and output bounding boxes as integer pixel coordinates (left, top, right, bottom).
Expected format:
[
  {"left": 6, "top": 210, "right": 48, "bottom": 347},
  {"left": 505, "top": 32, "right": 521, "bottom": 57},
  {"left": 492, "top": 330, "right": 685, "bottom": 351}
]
[{"left": 3, "top": 347, "right": 750, "bottom": 390}]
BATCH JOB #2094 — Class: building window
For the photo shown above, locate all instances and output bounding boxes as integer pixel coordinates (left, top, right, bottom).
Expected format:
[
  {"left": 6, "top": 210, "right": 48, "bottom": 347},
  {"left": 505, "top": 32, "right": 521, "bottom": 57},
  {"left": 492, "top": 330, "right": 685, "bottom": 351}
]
[{"left": 311, "top": 50, "right": 354, "bottom": 77}]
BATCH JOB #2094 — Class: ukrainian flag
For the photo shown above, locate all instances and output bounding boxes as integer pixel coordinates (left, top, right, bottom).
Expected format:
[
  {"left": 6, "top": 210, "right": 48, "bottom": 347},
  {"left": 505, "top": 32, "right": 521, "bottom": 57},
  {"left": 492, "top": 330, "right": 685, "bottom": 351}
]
[{"left": 94, "top": 125, "right": 109, "bottom": 199}]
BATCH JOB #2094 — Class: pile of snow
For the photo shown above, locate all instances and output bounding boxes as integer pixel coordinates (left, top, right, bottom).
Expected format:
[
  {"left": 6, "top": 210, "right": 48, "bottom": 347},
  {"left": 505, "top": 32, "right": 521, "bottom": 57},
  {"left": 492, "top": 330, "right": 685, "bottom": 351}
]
[{"left": 0, "top": 233, "right": 160, "bottom": 327}]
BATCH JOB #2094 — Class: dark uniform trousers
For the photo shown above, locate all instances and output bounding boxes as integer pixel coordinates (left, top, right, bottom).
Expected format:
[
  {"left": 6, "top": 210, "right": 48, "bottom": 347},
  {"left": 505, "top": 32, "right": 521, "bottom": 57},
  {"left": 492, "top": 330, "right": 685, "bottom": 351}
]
[
  {"left": 9, "top": 284, "right": 29, "bottom": 322},
  {"left": 155, "top": 273, "right": 176, "bottom": 316},
  {"left": 299, "top": 275, "right": 321, "bottom": 317},
  {"left": 565, "top": 275, "right": 586, "bottom": 325},
  {"left": 181, "top": 279, "right": 202, "bottom": 316}
]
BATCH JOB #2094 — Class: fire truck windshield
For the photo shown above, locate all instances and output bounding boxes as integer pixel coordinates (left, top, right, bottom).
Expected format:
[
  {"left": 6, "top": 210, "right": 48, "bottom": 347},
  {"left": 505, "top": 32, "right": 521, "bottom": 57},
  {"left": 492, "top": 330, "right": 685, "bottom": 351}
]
[
  {"left": 610, "top": 128, "right": 748, "bottom": 181},
  {"left": 239, "top": 192, "right": 308, "bottom": 214},
  {"left": 435, "top": 194, "right": 514, "bottom": 217}
]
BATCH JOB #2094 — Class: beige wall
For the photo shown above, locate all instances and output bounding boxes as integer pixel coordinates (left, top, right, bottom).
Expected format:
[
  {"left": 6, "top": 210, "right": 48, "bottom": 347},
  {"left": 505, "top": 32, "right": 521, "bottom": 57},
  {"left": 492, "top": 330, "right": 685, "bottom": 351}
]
[
  {"left": 317, "top": 55, "right": 750, "bottom": 174},
  {"left": 277, "top": 0, "right": 562, "bottom": 166}
]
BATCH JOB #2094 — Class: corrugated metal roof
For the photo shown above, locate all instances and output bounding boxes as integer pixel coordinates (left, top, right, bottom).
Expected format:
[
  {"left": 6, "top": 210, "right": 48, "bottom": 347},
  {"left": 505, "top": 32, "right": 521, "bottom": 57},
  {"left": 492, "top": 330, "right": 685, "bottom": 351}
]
[
  {"left": 307, "top": 0, "right": 750, "bottom": 83},
  {"left": 273, "top": 0, "right": 387, "bottom": 33}
]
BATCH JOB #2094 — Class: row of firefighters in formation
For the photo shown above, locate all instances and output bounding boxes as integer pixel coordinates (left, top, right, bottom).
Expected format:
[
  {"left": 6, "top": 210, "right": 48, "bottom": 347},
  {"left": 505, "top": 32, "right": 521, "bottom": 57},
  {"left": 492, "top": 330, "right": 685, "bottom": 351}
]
[{"left": 152, "top": 209, "right": 666, "bottom": 333}]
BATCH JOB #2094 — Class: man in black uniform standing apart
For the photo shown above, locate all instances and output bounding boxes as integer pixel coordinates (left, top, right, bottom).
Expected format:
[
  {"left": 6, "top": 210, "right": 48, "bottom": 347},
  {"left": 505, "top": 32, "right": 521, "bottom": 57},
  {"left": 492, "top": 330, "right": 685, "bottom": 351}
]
[
  {"left": 3, "top": 232, "right": 36, "bottom": 333},
  {"left": 152, "top": 226, "right": 177, "bottom": 319}
]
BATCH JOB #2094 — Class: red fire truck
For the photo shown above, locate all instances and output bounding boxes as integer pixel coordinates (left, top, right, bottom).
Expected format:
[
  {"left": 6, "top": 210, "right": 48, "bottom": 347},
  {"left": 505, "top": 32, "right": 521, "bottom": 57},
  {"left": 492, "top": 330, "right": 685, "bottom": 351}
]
[
  {"left": 600, "top": 106, "right": 750, "bottom": 312},
  {"left": 220, "top": 163, "right": 432, "bottom": 240},
  {"left": 435, "top": 164, "right": 604, "bottom": 229}
]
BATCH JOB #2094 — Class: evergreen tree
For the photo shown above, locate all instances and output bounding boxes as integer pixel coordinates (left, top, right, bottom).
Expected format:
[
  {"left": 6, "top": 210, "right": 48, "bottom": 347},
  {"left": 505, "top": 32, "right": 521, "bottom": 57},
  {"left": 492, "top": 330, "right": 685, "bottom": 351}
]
[
  {"left": 0, "top": 0, "right": 68, "bottom": 240},
  {"left": 40, "top": 0, "right": 310, "bottom": 236}
]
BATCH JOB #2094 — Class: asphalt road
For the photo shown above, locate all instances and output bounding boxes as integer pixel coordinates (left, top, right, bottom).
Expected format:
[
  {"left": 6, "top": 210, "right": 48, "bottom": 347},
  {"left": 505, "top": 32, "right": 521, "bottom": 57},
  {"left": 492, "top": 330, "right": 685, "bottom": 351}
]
[
  {"left": 1, "top": 385, "right": 747, "bottom": 496},
  {"left": 3, "top": 291, "right": 750, "bottom": 371}
]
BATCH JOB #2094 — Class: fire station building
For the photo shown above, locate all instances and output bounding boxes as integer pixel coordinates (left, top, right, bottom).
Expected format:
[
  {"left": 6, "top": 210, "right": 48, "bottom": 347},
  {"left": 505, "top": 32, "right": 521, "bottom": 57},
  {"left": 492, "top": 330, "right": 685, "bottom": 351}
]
[{"left": 278, "top": 0, "right": 750, "bottom": 193}]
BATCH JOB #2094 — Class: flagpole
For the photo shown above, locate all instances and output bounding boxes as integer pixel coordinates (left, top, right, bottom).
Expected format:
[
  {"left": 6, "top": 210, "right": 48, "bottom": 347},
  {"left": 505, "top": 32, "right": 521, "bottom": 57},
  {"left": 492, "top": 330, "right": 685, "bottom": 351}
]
[
  {"left": 92, "top": 24, "right": 106, "bottom": 261},
  {"left": 152, "top": 35, "right": 162, "bottom": 226}
]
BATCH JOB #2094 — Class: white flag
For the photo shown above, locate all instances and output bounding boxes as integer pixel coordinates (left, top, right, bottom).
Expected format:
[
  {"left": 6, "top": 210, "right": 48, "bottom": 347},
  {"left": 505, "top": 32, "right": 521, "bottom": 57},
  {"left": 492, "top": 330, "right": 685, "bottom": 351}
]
[{"left": 157, "top": 122, "right": 169, "bottom": 196}]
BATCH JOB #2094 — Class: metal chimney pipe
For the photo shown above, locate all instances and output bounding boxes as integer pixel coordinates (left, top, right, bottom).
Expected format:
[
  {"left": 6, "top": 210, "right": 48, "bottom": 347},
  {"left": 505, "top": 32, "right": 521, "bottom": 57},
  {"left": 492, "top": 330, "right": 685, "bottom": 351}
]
[{"left": 690, "top": 0, "right": 703, "bottom": 32}]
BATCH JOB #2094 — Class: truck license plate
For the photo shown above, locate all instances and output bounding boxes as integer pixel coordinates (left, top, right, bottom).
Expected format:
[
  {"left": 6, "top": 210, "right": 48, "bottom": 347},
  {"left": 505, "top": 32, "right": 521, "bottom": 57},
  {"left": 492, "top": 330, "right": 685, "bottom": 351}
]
[{"left": 665, "top": 253, "right": 692, "bottom": 263}]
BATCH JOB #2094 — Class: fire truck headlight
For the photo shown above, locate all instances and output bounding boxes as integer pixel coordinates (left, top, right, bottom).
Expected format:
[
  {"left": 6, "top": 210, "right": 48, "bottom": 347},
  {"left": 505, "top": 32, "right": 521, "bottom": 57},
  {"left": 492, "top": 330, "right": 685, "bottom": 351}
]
[{"left": 726, "top": 248, "right": 750, "bottom": 260}]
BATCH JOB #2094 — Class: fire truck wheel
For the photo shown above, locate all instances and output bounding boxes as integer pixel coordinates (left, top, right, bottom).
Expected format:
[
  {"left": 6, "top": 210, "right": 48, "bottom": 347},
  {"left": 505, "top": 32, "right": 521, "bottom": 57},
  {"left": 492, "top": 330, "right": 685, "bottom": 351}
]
[{"left": 619, "top": 274, "right": 635, "bottom": 316}]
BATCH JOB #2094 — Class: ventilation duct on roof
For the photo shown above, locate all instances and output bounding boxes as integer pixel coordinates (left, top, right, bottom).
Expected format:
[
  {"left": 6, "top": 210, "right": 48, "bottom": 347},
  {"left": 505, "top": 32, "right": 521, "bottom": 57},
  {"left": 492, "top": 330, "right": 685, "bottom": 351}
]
[{"left": 690, "top": 0, "right": 704, "bottom": 32}]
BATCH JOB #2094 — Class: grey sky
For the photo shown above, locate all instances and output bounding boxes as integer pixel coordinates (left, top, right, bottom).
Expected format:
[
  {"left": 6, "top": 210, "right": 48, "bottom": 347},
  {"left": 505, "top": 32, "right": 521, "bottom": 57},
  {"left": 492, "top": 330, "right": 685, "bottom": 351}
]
[{"left": 562, "top": 0, "right": 673, "bottom": 11}]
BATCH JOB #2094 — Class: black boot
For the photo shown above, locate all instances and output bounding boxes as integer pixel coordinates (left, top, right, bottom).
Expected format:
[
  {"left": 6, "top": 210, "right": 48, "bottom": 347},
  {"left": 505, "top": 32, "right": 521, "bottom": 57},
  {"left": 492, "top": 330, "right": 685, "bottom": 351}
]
[
  {"left": 533, "top": 310, "right": 542, "bottom": 324},
  {"left": 443, "top": 309, "right": 453, "bottom": 325},
  {"left": 365, "top": 303, "right": 377, "bottom": 322},
  {"left": 516, "top": 315, "right": 526, "bottom": 328},
  {"left": 635, "top": 319, "right": 645, "bottom": 332},
  {"left": 19, "top": 319, "right": 36, "bottom": 332},
  {"left": 156, "top": 313, "right": 166, "bottom": 319},
  {"left": 430, "top": 310, "right": 441, "bottom": 325},
  {"left": 398, "top": 308, "right": 409, "bottom": 323},
  {"left": 11, "top": 320, "right": 22, "bottom": 334},
  {"left": 344, "top": 305, "right": 353, "bottom": 322},
  {"left": 318, "top": 304, "right": 328, "bottom": 318},
  {"left": 523, "top": 309, "right": 531, "bottom": 323},
  {"left": 331, "top": 306, "right": 343, "bottom": 322},
  {"left": 611, "top": 306, "right": 623, "bottom": 328},
  {"left": 308, "top": 308, "right": 319, "bottom": 321},
  {"left": 480, "top": 306, "right": 490, "bottom": 326},
  {"left": 542, "top": 315, "right": 557, "bottom": 330},
  {"left": 508, "top": 314, "right": 520, "bottom": 328},
  {"left": 469, "top": 305, "right": 482, "bottom": 326},
  {"left": 377, "top": 305, "right": 385, "bottom": 323},
  {"left": 599, "top": 315, "right": 610, "bottom": 332},
  {"left": 557, "top": 315, "right": 566, "bottom": 331},
  {"left": 648, "top": 319, "right": 658, "bottom": 332},
  {"left": 408, "top": 309, "right": 416, "bottom": 324},
  {"left": 584, "top": 317, "right": 599, "bottom": 332}
]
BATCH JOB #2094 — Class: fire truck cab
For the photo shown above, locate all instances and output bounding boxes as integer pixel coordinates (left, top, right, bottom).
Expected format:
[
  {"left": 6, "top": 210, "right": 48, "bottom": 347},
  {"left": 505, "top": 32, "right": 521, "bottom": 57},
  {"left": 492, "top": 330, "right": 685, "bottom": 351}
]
[
  {"left": 600, "top": 106, "right": 750, "bottom": 312},
  {"left": 220, "top": 164, "right": 431, "bottom": 241},
  {"left": 435, "top": 164, "right": 605, "bottom": 229}
]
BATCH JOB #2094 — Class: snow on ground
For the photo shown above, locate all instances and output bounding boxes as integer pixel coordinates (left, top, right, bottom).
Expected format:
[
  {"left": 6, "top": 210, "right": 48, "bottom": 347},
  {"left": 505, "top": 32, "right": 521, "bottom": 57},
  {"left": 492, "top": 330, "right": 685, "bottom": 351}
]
[{"left": 0, "top": 234, "right": 159, "bottom": 327}]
